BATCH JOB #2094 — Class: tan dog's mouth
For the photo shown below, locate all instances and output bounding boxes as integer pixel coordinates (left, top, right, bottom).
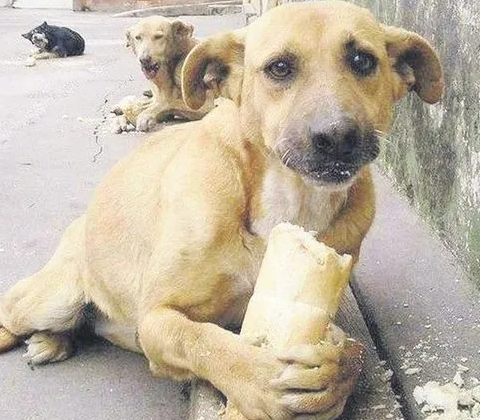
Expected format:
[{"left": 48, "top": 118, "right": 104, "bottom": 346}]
[
  {"left": 278, "top": 131, "right": 380, "bottom": 187},
  {"left": 306, "top": 162, "right": 359, "bottom": 186},
  {"left": 284, "top": 159, "right": 360, "bottom": 187}
]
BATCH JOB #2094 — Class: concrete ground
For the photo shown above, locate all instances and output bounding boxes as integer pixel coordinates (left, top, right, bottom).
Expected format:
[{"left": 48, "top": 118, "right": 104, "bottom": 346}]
[
  {"left": 0, "top": 8, "right": 244, "bottom": 420},
  {"left": 2, "top": 6, "right": 480, "bottom": 420}
]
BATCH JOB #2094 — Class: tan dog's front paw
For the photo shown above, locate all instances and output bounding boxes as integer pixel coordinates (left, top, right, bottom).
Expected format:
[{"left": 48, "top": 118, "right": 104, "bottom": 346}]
[
  {"left": 227, "top": 333, "right": 363, "bottom": 420},
  {"left": 272, "top": 335, "right": 365, "bottom": 419},
  {"left": 136, "top": 111, "right": 159, "bottom": 132}
]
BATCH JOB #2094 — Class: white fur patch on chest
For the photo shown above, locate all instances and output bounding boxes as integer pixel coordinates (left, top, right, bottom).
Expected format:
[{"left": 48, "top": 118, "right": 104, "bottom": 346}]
[{"left": 252, "top": 164, "right": 347, "bottom": 240}]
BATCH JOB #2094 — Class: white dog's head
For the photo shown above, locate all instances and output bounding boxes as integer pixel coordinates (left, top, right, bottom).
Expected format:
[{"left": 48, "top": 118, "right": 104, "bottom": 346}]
[{"left": 126, "top": 16, "right": 194, "bottom": 80}]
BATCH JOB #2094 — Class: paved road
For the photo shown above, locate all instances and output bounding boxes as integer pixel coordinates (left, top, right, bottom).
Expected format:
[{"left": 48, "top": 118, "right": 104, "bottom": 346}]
[{"left": 0, "top": 8, "right": 244, "bottom": 420}]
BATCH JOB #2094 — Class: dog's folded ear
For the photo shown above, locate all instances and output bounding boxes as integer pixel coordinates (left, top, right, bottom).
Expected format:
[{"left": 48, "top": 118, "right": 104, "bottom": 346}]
[
  {"left": 172, "top": 20, "right": 194, "bottom": 39},
  {"left": 182, "top": 29, "right": 246, "bottom": 110},
  {"left": 125, "top": 27, "right": 134, "bottom": 51},
  {"left": 383, "top": 25, "right": 444, "bottom": 104},
  {"left": 21, "top": 32, "right": 30, "bottom": 39}
]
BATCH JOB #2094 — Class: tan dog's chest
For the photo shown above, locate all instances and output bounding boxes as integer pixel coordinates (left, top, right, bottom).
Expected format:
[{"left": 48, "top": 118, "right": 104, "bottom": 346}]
[
  {"left": 84, "top": 113, "right": 350, "bottom": 330},
  {"left": 252, "top": 164, "right": 347, "bottom": 239},
  {"left": 219, "top": 162, "right": 348, "bottom": 328}
]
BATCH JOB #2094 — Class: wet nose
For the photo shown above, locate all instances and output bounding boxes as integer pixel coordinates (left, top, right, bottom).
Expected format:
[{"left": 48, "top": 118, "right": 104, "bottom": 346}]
[{"left": 311, "top": 119, "right": 361, "bottom": 159}]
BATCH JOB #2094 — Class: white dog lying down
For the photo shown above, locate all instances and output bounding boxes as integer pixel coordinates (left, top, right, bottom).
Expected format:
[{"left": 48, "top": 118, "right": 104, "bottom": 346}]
[{"left": 111, "top": 16, "right": 214, "bottom": 133}]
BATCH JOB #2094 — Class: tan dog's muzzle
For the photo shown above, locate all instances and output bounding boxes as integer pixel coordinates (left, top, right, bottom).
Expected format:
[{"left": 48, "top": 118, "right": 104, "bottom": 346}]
[{"left": 276, "top": 112, "right": 380, "bottom": 186}]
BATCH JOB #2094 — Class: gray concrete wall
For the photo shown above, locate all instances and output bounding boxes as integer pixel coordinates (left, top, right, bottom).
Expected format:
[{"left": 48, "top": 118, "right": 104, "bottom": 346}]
[
  {"left": 270, "top": 0, "right": 480, "bottom": 283},
  {"left": 350, "top": 0, "right": 480, "bottom": 283}
]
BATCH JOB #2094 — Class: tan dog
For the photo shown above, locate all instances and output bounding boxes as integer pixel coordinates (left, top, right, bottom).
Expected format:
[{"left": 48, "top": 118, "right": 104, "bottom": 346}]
[
  {"left": 117, "top": 16, "right": 213, "bottom": 132},
  {"left": 0, "top": 2, "right": 443, "bottom": 419}
]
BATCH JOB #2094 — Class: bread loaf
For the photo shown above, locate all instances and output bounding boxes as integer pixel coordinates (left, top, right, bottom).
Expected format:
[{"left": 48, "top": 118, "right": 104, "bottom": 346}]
[{"left": 225, "top": 223, "right": 353, "bottom": 420}]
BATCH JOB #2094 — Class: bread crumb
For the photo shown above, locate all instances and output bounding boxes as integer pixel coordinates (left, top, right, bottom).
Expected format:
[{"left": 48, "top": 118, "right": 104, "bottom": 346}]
[
  {"left": 414, "top": 371, "right": 480, "bottom": 419},
  {"left": 453, "top": 371, "right": 465, "bottom": 387},
  {"left": 383, "top": 369, "right": 394, "bottom": 382}
]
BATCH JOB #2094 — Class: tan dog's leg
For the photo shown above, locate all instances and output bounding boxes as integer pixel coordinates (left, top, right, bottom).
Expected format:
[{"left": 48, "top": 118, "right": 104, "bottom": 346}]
[
  {"left": 138, "top": 308, "right": 289, "bottom": 418},
  {"left": 0, "top": 217, "right": 86, "bottom": 364},
  {"left": 138, "top": 308, "right": 362, "bottom": 420}
]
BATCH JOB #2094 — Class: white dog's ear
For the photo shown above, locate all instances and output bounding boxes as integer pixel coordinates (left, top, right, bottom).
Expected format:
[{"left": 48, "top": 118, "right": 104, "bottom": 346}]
[
  {"left": 383, "top": 25, "right": 444, "bottom": 104},
  {"left": 182, "top": 29, "right": 246, "bottom": 110},
  {"left": 125, "top": 27, "right": 135, "bottom": 51},
  {"left": 172, "top": 20, "right": 194, "bottom": 39}
]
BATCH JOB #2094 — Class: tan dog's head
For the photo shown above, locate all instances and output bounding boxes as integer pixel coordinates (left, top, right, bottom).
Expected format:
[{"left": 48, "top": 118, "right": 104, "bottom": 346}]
[
  {"left": 182, "top": 1, "right": 443, "bottom": 188},
  {"left": 126, "top": 16, "right": 194, "bottom": 80}
]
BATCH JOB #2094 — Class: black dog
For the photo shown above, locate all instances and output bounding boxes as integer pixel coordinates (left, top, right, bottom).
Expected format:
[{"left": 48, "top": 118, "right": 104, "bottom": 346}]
[{"left": 22, "top": 21, "right": 85, "bottom": 58}]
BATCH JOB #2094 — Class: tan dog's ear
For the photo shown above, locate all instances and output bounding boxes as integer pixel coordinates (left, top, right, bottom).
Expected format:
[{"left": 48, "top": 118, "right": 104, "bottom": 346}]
[
  {"left": 172, "top": 20, "right": 194, "bottom": 39},
  {"left": 383, "top": 25, "right": 444, "bottom": 104},
  {"left": 182, "top": 29, "right": 246, "bottom": 110}
]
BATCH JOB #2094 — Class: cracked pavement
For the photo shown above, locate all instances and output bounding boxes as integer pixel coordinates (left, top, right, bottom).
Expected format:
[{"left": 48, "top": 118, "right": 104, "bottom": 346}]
[{"left": 0, "top": 8, "right": 244, "bottom": 420}]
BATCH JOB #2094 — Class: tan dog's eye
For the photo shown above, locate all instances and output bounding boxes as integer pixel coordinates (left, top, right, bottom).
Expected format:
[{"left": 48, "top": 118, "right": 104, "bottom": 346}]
[
  {"left": 154, "top": 34, "right": 164, "bottom": 40},
  {"left": 347, "top": 50, "right": 377, "bottom": 77},
  {"left": 135, "top": 35, "right": 142, "bottom": 41},
  {"left": 265, "top": 58, "right": 295, "bottom": 81}
]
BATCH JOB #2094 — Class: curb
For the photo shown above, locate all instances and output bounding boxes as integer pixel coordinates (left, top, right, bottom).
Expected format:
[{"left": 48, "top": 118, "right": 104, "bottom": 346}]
[{"left": 112, "top": 1, "right": 242, "bottom": 18}]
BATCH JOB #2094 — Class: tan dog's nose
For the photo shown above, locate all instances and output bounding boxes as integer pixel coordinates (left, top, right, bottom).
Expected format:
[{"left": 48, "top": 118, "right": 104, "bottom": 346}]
[{"left": 311, "top": 118, "right": 361, "bottom": 161}]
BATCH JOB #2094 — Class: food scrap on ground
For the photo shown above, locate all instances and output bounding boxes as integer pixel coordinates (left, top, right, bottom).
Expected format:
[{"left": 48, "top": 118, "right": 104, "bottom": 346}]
[{"left": 414, "top": 370, "right": 480, "bottom": 420}]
